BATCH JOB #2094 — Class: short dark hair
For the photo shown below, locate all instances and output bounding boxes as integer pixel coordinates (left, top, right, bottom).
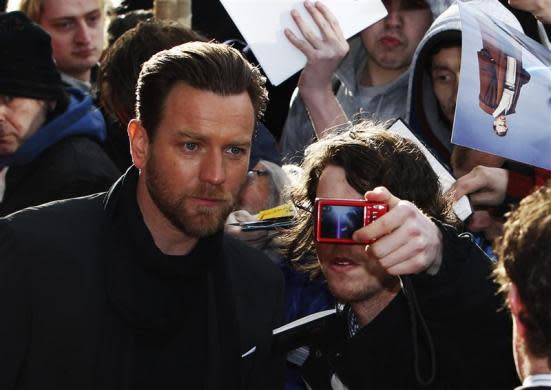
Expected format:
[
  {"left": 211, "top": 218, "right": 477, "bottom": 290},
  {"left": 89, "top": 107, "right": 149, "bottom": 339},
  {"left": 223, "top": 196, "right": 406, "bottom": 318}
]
[
  {"left": 106, "top": 9, "right": 153, "bottom": 47},
  {"left": 98, "top": 20, "right": 206, "bottom": 125},
  {"left": 282, "top": 122, "right": 457, "bottom": 277},
  {"left": 428, "top": 32, "right": 462, "bottom": 70},
  {"left": 494, "top": 184, "right": 551, "bottom": 362},
  {"left": 135, "top": 41, "right": 268, "bottom": 139}
]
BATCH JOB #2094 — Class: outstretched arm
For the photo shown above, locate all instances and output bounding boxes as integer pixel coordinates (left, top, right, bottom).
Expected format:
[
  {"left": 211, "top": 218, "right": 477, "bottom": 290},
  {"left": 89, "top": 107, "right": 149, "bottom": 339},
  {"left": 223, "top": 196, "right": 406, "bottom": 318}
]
[{"left": 285, "top": 1, "right": 349, "bottom": 139}]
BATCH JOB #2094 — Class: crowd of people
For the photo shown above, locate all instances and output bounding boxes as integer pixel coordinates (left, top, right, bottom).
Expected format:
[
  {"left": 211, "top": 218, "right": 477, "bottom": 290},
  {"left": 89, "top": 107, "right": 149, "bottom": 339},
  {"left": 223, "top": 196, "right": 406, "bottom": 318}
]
[{"left": 0, "top": 0, "right": 550, "bottom": 389}]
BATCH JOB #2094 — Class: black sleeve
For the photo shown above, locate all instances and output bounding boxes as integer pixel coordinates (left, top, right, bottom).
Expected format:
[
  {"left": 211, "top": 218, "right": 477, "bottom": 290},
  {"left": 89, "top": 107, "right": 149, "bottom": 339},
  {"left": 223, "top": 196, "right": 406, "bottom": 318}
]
[
  {"left": 0, "top": 219, "right": 30, "bottom": 389},
  {"left": 410, "top": 220, "right": 519, "bottom": 388},
  {"left": 411, "top": 220, "right": 498, "bottom": 315}
]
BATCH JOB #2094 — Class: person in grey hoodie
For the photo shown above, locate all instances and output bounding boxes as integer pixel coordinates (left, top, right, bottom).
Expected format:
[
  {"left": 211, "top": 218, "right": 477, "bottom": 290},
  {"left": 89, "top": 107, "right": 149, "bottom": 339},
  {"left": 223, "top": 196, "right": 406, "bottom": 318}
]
[{"left": 280, "top": 0, "right": 452, "bottom": 164}]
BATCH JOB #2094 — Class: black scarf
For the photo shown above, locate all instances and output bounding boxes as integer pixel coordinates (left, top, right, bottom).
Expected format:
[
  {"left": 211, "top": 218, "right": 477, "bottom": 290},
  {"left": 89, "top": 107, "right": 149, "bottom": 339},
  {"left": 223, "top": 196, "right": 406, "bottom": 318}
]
[{"left": 95, "top": 167, "right": 241, "bottom": 389}]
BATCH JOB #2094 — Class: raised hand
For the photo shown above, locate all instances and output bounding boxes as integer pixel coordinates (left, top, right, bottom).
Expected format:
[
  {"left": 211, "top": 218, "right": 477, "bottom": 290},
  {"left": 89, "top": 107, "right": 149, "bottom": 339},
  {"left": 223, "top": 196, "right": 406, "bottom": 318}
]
[
  {"left": 352, "top": 187, "right": 443, "bottom": 276},
  {"left": 284, "top": 1, "right": 349, "bottom": 137},
  {"left": 509, "top": 0, "right": 551, "bottom": 23},
  {"left": 285, "top": 0, "right": 349, "bottom": 94},
  {"left": 448, "top": 165, "right": 509, "bottom": 206}
]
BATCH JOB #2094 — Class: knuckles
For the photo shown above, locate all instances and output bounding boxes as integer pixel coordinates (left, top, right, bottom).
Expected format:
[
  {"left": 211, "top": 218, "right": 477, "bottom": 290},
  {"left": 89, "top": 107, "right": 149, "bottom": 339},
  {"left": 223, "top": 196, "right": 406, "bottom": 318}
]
[
  {"left": 411, "top": 236, "right": 428, "bottom": 255},
  {"left": 395, "top": 200, "right": 417, "bottom": 220}
]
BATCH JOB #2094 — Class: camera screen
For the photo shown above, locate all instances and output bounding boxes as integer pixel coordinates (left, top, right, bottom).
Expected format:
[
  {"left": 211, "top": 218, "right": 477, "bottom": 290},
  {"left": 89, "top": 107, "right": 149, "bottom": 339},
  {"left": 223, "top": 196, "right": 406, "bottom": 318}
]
[{"left": 319, "top": 205, "right": 364, "bottom": 240}]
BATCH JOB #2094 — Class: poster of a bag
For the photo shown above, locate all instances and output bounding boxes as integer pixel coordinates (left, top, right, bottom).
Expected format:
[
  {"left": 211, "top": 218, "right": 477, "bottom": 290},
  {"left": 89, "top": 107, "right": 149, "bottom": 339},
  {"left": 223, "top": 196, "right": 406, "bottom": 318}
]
[{"left": 452, "top": 0, "right": 551, "bottom": 170}]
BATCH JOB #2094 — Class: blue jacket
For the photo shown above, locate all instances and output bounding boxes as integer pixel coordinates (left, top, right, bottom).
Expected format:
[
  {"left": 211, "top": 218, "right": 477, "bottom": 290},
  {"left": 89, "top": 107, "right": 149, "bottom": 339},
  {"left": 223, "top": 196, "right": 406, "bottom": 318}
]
[
  {"left": 3, "top": 88, "right": 106, "bottom": 167},
  {"left": 0, "top": 88, "right": 120, "bottom": 216}
]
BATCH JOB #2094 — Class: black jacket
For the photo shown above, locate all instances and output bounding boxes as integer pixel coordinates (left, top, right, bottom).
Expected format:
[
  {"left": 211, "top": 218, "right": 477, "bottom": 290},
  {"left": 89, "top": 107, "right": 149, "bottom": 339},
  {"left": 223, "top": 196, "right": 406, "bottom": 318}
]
[
  {"left": 0, "top": 135, "right": 120, "bottom": 217},
  {"left": 0, "top": 168, "right": 285, "bottom": 390},
  {"left": 301, "top": 224, "right": 519, "bottom": 390}
]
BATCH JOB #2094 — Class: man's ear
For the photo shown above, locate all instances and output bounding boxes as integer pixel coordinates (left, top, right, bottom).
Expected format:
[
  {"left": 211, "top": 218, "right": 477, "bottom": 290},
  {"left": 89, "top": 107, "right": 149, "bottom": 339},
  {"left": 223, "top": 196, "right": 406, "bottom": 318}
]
[
  {"left": 128, "top": 119, "right": 149, "bottom": 169},
  {"left": 509, "top": 284, "right": 527, "bottom": 340}
]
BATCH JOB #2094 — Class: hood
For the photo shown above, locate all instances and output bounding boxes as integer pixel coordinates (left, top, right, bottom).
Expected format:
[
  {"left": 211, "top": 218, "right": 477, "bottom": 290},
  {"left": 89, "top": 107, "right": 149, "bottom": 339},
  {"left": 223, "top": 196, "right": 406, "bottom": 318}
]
[
  {"left": 427, "top": 0, "right": 456, "bottom": 20},
  {"left": 3, "top": 88, "right": 106, "bottom": 167},
  {"left": 405, "top": 0, "right": 523, "bottom": 164}
]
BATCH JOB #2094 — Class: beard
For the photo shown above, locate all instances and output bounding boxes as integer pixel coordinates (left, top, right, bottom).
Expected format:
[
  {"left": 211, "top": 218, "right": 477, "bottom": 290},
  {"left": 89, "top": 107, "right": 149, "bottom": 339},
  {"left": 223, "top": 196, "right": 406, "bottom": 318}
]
[
  {"left": 321, "top": 262, "right": 398, "bottom": 304},
  {"left": 326, "top": 276, "right": 379, "bottom": 303},
  {"left": 144, "top": 155, "right": 239, "bottom": 238}
]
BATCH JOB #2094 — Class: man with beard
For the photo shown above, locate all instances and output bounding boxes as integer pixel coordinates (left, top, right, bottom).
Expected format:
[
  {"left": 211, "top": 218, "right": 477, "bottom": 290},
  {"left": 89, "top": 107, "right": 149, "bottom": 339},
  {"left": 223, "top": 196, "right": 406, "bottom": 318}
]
[
  {"left": 282, "top": 124, "right": 518, "bottom": 389},
  {"left": 0, "top": 42, "right": 284, "bottom": 389}
]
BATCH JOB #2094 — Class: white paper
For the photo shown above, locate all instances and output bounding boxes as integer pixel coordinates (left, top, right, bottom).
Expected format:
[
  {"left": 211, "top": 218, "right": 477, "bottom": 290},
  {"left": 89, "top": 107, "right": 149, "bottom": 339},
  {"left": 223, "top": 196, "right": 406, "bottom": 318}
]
[
  {"left": 273, "top": 308, "right": 336, "bottom": 335},
  {"left": 453, "top": 1, "right": 551, "bottom": 170},
  {"left": 219, "top": 0, "right": 388, "bottom": 86},
  {"left": 388, "top": 120, "right": 473, "bottom": 221}
]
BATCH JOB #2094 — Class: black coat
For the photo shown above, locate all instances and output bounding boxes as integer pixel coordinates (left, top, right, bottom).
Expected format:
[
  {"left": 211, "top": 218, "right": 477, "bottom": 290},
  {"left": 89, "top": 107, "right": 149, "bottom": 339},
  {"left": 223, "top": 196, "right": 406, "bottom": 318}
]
[
  {"left": 301, "top": 223, "right": 519, "bottom": 390},
  {"left": 0, "top": 135, "right": 121, "bottom": 217},
  {"left": 0, "top": 169, "right": 285, "bottom": 390}
]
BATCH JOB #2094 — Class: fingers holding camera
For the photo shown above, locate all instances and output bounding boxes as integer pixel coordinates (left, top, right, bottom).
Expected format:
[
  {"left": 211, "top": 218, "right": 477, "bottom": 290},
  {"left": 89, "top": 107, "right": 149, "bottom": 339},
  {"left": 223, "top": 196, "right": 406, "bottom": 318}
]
[
  {"left": 354, "top": 186, "right": 444, "bottom": 275},
  {"left": 369, "top": 223, "right": 443, "bottom": 276}
]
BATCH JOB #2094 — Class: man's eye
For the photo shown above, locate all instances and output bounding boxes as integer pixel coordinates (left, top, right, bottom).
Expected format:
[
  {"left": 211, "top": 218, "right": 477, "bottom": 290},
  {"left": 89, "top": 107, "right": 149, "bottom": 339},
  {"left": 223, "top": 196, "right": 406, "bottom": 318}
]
[
  {"left": 0, "top": 95, "right": 14, "bottom": 104},
  {"left": 86, "top": 14, "right": 100, "bottom": 26},
  {"left": 183, "top": 143, "right": 198, "bottom": 152},
  {"left": 54, "top": 21, "right": 74, "bottom": 30},
  {"left": 227, "top": 146, "right": 245, "bottom": 156},
  {"left": 433, "top": 72, "right": 453, "bottom": 83}
]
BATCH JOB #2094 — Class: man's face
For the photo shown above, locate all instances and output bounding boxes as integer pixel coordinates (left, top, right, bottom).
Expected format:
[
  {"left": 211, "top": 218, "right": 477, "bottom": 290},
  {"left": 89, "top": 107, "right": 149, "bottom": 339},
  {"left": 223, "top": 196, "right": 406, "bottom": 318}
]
[
  {"left": 431, "top": 46, "right": 461, "bottom": 125},
  {"left": 314, "top": 165, "right": 396, "bottom": 303},
  {"left": 39, "top": 0, "right": 104, "bottom": 81},
  {"left": 0, "top": 95, "right": 49, "bottom": 157},
  {"left": 494, "top": 115, "right": 508, "bottom": 136},
  {"left": 361, "top": 0, "right": 432, "bottom": 72},
  {"left": 141, "top": 83, "right": 255, "bottom": 238},
  {"left": 237, "top": 161, "right": 274, "bottom": 214}
]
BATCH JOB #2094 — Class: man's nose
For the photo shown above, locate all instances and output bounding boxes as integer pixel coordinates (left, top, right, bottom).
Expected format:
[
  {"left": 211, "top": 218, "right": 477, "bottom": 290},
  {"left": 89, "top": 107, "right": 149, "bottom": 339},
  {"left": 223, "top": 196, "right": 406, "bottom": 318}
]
[
  {"left": 384, "top": 7, "right": 404, "bottom": 29},
  {"left": 199, "top": 151, "right": 226, "bottom": 185},
  {"left": 74, "top": 21, "right": 92, "bottom": 45},
  {"left": 0, "top": 103, "right": 7, "bottom": 122}
]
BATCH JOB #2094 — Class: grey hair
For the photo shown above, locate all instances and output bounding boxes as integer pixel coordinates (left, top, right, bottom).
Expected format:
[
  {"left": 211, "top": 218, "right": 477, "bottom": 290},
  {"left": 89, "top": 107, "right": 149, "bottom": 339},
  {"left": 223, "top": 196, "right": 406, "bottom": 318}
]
[{"left": 258, "top": 160, "right": 290, "bottom": 208}]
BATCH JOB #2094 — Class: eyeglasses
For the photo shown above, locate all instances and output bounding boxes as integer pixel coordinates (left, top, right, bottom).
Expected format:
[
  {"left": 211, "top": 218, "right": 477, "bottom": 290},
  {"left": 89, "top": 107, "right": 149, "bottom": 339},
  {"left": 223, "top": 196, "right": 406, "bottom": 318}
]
[{"left": 247, "top": 169, "right": 270, "bottom": 179}]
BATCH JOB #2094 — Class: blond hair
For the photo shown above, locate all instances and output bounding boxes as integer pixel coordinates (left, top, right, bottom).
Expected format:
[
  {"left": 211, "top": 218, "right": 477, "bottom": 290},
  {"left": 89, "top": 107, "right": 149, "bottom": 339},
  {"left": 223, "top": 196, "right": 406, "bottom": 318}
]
[{"left": 20, "top": 0, "right": 105, "bottom": 22}]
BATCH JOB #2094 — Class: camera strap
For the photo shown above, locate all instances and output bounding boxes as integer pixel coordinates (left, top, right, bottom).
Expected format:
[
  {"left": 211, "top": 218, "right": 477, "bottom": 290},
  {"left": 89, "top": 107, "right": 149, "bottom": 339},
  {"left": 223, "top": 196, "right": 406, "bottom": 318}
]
[{"left": 400, "top": 275, "right": 436, "bottom": 387}]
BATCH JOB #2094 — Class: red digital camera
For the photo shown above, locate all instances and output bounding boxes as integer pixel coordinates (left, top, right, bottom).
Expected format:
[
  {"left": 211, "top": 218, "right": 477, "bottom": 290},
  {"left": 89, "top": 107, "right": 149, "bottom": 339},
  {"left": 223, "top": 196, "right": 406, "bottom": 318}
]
[{"left": 314, "top": 198, "right": 388, "bottom": 244}]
